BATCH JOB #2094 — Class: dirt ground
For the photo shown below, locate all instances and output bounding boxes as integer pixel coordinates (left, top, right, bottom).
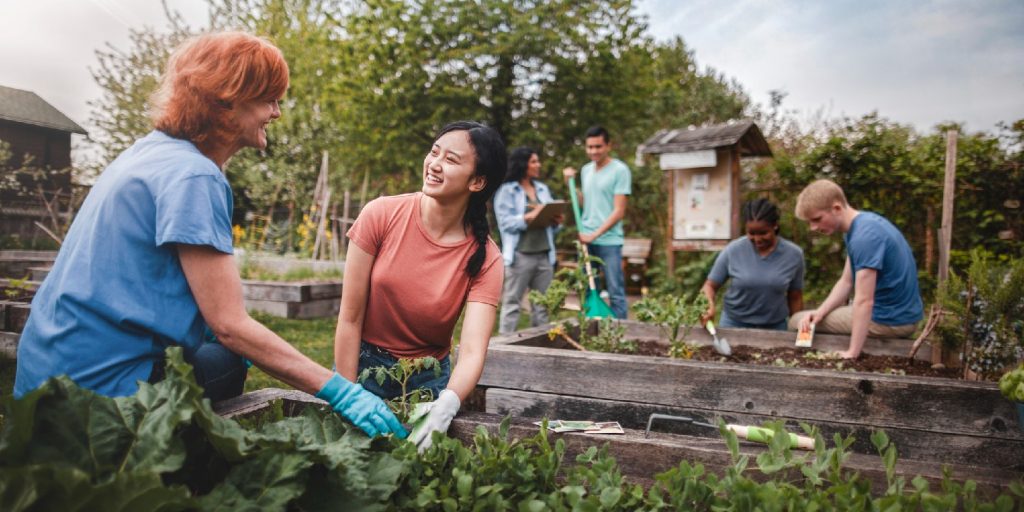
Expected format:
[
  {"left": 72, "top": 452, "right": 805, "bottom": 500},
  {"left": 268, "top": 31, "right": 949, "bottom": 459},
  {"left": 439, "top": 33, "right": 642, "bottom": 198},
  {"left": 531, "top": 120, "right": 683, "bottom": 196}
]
[{"left": 620, "top": 339, "right": 963, "bottom": 379}]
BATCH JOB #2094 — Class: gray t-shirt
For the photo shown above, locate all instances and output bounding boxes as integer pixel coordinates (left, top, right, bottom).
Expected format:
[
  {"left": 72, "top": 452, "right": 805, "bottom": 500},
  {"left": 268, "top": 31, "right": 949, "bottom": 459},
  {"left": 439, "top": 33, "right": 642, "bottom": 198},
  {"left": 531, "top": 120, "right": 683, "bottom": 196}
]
[{"left": 707, "top": 236, "right": 805, "bottom": 326}]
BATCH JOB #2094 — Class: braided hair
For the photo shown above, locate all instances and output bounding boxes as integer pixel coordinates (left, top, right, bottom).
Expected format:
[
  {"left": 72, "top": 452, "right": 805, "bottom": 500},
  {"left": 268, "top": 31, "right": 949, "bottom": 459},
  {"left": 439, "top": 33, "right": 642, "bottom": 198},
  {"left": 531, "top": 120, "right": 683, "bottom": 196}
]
[
  {"left": 434, "top": 121, "right": 507, "bottom": 278},
  {"left": 743, "top": 198, "right": 781, "bottom": 234}
]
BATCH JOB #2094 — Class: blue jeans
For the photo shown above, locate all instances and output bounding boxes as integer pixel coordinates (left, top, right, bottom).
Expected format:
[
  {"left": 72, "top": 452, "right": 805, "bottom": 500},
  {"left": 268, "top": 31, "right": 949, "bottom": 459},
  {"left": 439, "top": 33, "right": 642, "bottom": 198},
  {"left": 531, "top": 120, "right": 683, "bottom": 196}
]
[
  {"left": 149, "top": 342, "right": 248, "bottom": 402},
  {"left": 587, "top": 244, "right": 627, "bottom": 319},
  {"left": 357, "top": 341, "right": 451, "bottom": 401},
  {"left": 719, "top": 309, "right": 788, "bottom": 331}
]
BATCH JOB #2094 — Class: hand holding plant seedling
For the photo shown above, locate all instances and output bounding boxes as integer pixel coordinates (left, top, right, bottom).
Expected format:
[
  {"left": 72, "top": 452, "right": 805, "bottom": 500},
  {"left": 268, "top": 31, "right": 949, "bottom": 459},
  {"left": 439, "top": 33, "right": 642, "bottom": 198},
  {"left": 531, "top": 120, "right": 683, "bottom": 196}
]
[{"left": 359, "top": 356, "right": 442, "bottom": 422}]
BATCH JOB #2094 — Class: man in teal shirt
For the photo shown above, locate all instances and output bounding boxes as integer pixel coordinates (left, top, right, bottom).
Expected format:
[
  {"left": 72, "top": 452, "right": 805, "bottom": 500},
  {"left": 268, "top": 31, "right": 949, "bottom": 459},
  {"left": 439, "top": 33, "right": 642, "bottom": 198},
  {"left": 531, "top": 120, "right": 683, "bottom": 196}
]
[{"left": 563, "top": 126, "right": 632, "bottom": 318}]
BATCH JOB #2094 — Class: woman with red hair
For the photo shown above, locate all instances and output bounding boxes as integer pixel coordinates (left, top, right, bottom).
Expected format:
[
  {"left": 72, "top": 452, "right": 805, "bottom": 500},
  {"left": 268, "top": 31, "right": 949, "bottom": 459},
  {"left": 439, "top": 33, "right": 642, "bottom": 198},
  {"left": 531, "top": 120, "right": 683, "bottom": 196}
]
[{"left": 15, "top": 32, "right": 405, "bottom": 439}]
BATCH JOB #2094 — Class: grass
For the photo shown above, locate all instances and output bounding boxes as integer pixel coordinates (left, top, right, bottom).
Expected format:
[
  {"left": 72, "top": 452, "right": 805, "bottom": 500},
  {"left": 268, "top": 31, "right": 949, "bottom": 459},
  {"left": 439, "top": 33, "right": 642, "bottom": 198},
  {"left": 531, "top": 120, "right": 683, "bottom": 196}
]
[{"left": 244, "top": 311, "right": 337, "bottom": 392}]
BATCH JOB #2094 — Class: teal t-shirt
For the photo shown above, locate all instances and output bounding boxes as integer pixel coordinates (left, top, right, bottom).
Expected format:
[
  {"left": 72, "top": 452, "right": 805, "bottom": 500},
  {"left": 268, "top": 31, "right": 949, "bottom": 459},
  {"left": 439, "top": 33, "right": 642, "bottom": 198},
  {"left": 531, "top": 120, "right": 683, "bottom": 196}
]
[
  {"left": 580, "top": 158, "right": 631, "bottom": 246},
  {"left": 14, "top": 131, "right": 234, "bottom": 398}
]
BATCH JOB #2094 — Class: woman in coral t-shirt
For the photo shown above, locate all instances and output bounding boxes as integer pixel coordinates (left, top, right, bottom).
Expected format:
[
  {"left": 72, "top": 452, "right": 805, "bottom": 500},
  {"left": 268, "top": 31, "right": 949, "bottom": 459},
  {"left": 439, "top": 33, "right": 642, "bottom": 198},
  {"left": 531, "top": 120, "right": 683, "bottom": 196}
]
[{"left": 334, "top": 121, "right": 506, "bottom": 450}]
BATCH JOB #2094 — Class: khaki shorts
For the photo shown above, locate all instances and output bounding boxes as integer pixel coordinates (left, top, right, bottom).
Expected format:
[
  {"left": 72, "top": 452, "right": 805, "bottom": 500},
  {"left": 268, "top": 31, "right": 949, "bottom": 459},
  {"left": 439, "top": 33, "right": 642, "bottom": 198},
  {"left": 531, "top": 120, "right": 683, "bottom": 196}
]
[{"left": 788, "top": 306, "right": 917, "bottom": 338}]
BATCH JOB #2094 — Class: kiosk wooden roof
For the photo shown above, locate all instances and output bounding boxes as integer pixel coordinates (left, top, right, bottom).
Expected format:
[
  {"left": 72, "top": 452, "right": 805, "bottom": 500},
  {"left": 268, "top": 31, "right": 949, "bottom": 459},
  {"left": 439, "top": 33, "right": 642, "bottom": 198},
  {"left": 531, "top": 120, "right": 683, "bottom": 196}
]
[{"left": 638, "top": 119, "right": 771, "bottom": 158}]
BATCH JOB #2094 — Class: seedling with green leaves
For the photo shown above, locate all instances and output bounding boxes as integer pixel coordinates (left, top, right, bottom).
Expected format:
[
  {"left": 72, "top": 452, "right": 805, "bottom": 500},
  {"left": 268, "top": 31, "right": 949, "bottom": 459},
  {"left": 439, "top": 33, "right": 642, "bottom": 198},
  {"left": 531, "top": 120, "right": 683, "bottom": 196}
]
[
  {"left": 633, "top": 293, "right": 708, "bottom": 359},
  {"left": 529, "top": 243, "right": 622, "bottom": 349},
  {"left": 359, "top": 356, "right": 441, "bottom": 422}
]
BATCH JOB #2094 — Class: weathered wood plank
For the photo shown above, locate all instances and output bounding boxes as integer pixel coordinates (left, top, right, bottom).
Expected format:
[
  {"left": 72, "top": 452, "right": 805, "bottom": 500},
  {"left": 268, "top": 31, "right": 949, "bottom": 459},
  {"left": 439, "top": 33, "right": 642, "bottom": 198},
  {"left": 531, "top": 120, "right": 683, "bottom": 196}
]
[
  {"left": 242, "top": 281, "right": 309, "bottom": 302},
  {"left": 494, "top": 320, "right": 930, "bottom": 360},
  {"left": 307, "top": 281, "right": 343, "bottom": 300},
  {"left": 0, "top": 331, "right": 19, "bottom": 359},
  {"left": 0, "top": 250, "right": 58, "bottom": 260},
  {"left": 212, "top": 388, "right": 325, "bottom": 419},
  {"left": 29, "top": 266, "right": 50, "bottom": 281},
  {"left": 244, "top": 297, "right": 340, "bottom": 319},
  {"left": 241, "top": 280, "right": 343, "bottom": 302},
  {"left": 484, "top": 388, "right": 1024, "bottom": 471},
  {"left": 448, "top": 411, "right": 1016, "bottom": 497},
  {"left": 1, "top": 302, "right": 31, "bottom": 333},
  {"left": 478, "top": 343, "right": 1020, "bottom": 440},
  {"left": 0, "top": 260, "right": 55, "bottom": 279}
]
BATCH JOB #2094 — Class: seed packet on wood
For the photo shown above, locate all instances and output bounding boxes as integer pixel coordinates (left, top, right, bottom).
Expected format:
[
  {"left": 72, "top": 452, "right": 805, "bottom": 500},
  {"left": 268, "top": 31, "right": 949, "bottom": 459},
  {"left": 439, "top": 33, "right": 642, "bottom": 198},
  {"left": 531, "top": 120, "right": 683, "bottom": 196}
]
[
  {"left": 795, "top": 323, "right": 814, "bottom": 348},
  {"left": 581, "top": 421, "right": 624, "bottom": 435}
]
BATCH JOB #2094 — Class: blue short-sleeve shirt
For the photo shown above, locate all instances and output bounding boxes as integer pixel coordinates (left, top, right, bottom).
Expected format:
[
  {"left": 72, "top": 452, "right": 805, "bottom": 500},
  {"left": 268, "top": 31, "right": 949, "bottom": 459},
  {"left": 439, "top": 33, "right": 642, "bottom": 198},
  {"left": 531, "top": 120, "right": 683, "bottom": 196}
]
[
  {"left": 14, "top": 131, "right": 234, "bottom": 398},
  {"left": 707, "top": 236, "right": 805, "bottom": 326},
  {"left": 845, "top": 212, "right": 923, "bottom": 326}
]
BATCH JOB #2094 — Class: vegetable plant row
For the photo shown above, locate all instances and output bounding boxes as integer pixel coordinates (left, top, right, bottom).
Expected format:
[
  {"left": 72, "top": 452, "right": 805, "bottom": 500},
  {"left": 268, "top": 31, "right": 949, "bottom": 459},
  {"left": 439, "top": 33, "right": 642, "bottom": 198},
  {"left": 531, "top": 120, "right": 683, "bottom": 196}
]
[{"left": 1, "top": 347, "right": 1022, "bottom": 511}]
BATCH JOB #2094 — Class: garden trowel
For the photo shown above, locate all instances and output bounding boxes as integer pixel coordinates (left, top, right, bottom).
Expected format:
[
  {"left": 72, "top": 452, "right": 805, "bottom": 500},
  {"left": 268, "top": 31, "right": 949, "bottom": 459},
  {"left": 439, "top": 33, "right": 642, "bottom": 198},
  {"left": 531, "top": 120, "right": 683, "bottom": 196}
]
[{"left": 705, "top": 319, "right": 732, "bottom": 356}]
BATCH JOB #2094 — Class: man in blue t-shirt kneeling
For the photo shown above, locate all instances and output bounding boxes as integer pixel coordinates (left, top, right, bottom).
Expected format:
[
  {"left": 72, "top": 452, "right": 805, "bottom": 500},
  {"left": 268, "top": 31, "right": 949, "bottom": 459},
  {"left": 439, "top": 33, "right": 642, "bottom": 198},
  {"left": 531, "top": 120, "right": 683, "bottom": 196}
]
[{"left": 788, "top": 179, "right": 923, "bottom": 358}]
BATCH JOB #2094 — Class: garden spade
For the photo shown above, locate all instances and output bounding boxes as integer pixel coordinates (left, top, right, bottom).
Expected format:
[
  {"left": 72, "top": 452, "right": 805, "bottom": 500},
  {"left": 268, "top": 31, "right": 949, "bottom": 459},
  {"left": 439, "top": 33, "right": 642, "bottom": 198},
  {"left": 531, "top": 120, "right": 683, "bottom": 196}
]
[
  {"left": 705, "top": 319, "right": 732, "bottom": 356},
  {"left": 568, "top": 176, "right": 615, "bottom": 319}
]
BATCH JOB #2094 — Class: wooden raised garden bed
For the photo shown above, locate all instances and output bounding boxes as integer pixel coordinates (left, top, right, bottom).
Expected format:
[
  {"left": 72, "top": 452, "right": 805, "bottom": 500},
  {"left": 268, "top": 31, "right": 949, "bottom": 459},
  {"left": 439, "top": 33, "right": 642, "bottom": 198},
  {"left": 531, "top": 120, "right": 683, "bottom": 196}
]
[
  {"left": 478, "top": 321, "right": 1024, "bottom": 476},
  {"left": 0, "top": 278, "right": 38, "bottom": 359},
  {"left": 242, "top": 279, "right": 342, "bottom": 319},
  {"left": 213, "top": 388, "right": 1019, "bottom": 495},
  {"left": 0, "top": 250, "right": 57, "bottom": 279}
]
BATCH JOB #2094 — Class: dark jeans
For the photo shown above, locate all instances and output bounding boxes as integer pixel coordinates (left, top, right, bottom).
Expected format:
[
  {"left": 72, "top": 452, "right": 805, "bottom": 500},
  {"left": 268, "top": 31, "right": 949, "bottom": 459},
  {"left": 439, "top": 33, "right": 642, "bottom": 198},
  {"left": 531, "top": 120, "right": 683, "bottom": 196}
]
[
  {"left": 357, "top": 340, "right": 451, "bottom": 401},
  {"left": 149, "top": 342, "right": 248, "bottom": 402}
]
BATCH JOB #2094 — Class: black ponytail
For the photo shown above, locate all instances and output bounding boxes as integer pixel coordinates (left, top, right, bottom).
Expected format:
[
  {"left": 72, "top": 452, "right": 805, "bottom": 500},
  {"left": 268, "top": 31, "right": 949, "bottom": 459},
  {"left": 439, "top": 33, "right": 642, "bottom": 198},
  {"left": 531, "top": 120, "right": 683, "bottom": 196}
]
[{"left": 434, "top": 121, "right": 507, "bottom": 278}]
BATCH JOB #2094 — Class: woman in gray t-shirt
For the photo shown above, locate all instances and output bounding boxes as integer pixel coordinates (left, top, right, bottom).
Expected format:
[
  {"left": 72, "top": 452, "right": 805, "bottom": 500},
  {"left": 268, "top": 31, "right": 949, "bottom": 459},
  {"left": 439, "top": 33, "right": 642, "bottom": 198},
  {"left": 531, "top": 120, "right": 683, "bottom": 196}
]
[{"left": 700, "top": 199, "right": 805, "bottom": 330}]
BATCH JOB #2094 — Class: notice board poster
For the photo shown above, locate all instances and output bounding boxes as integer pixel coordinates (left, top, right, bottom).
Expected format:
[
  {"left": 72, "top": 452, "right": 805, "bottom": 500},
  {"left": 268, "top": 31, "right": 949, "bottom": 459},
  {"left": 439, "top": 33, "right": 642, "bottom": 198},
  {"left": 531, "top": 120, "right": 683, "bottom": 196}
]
[{"left": 672, "top": 162, "right": 732, "bottom": 240}]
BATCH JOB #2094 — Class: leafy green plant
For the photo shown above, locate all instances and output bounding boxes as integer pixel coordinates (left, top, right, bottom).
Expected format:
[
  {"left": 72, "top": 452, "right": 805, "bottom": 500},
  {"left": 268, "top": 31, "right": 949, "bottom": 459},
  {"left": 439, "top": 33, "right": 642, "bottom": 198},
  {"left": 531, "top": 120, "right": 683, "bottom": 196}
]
[
  {"left": 528, "top": 242, "right": 613, "bottom": 349},
  {"left": 633, "top": 292, "right": 708, "bottom": 359},
  {"left": 583, "top": 317, "right": 635, "bottom": 354},
  {"left": 935, "top": 250, "right": 1024, "bottom": 378},
  {"left": 2, "top": 276, "right": 33, "bottom": 301},
  {"left": 999, "top": 365, "right": 1024, "bottom": 402},
  {"left": 2, "top": 347, "right": 1022, "bottom": 510},
  {"left": 359, "top": 356, "right": 441, "bottom": 422}
]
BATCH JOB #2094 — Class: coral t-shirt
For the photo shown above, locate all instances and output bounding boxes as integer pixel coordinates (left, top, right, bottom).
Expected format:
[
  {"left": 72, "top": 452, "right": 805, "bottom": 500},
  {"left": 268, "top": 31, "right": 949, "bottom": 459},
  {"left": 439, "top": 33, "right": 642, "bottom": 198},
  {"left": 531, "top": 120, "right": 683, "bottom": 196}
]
[{"left": 347, "top": 193, "right": 503, "bottom": 359}]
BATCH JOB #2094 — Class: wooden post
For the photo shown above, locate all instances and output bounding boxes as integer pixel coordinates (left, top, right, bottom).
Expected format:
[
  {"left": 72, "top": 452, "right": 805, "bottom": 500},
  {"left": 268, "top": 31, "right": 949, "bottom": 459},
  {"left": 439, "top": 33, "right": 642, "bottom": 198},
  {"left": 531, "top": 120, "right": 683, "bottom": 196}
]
[
  {"left": 729, "top": 148, "right": 741, "bottom": 239},
  {"left": 665, "top": 169, "right": 675, "bottom": 275},
  {"left": 924, "top": 205, "right": 934, "bottom": 274},
  {"left": 935, "top": 130, "right": 957, "bottom": 365},
  {"left": 937, "top": 130, "right": 957, "bottom": 283}
]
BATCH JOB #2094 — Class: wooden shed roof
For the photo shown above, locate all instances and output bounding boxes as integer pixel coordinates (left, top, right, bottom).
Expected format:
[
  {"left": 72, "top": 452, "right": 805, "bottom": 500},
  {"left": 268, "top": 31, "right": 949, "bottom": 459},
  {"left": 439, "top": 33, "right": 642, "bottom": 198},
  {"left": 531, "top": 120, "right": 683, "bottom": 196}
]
[
  {"left": 0, "top": 85, "right": 87, "bottom": 135},
  {"left": 638, "top": 119, "right": 771, "bottom": 158}
]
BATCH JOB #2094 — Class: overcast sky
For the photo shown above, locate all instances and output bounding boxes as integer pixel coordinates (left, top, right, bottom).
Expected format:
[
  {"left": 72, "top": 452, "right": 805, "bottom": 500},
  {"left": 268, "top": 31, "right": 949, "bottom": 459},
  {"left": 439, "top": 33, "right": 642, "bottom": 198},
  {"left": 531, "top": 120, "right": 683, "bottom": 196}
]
[{"left": 1, "top": 0, "right": 1021, "bottom": 160}]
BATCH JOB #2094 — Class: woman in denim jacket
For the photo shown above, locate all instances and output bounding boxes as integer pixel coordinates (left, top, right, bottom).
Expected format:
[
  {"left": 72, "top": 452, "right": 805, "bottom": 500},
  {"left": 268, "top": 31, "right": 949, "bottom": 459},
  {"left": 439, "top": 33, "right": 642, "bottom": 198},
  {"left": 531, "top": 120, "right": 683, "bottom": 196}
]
[{"left": 493, "top": 147, "right": 564, "bottom": 333}]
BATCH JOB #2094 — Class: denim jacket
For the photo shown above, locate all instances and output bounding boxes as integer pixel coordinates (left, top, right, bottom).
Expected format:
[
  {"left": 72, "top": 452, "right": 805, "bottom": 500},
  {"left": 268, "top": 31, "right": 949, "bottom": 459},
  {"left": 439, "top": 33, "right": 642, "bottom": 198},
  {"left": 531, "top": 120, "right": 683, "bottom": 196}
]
[{"left": 493, "top": 180, "right": 560, "bottom": 266}]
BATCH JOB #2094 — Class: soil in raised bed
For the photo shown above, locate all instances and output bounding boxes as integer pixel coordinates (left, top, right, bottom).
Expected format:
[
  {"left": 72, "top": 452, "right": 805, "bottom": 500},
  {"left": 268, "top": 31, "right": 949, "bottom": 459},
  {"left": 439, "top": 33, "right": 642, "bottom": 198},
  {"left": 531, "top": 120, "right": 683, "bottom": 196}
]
[{"left": 603, "top": 339, "right": 963, "bottom": 379}]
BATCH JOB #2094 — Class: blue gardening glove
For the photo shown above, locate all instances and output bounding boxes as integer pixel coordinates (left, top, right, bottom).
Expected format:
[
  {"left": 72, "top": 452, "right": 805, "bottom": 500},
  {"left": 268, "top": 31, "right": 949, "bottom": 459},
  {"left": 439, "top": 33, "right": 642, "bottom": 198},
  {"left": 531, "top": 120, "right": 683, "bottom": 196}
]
[
  {"left": 316, "top": 373, "right": 408, "bottom": 439},
  {"left": 409, "top": 389, "right": 461, "bottom": 451}
]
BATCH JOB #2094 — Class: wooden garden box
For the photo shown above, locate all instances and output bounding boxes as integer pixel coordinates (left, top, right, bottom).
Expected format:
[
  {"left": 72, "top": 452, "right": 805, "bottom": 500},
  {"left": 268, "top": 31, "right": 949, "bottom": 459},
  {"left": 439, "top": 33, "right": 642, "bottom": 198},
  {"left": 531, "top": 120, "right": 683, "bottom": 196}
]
[
  {"left": 242, "top": 279, "right": 343, "bottom": 319},
  {"left": 477, "top": 321, "right": 1024, "bottom": 474},
  {"left": 213, "top": 388, "right": 1019, "bottom": 494}
]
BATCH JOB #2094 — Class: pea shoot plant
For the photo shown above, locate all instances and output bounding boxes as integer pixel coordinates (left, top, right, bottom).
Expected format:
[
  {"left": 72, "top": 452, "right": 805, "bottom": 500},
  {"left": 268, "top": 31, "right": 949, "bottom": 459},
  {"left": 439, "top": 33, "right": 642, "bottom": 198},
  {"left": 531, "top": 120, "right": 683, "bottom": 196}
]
[
  {"left": 632, "top": 293, "right": 708, "bottom": 359},
  {"left": 359, "top": 356, "right": 441, "bottom": 422}
]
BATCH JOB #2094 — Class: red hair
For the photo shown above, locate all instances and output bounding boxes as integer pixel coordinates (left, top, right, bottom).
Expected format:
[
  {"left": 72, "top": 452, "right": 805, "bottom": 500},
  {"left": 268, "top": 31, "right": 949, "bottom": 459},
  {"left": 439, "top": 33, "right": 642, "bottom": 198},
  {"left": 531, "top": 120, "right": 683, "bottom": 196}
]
[{"left": 150, "top": 31, "right": 289, "bottom": 155}]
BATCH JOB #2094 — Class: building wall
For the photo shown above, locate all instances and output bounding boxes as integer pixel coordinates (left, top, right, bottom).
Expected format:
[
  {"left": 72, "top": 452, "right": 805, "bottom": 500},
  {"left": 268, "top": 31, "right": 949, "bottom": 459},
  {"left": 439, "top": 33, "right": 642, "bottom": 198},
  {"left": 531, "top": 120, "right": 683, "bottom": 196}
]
[{"left": 0, "top": 120, "right": 75, "bottom": 247}]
